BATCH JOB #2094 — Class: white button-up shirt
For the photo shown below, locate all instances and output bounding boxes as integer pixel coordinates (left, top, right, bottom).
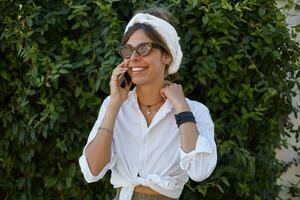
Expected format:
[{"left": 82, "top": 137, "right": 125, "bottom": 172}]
[{"left": 79, "top": 90, "right": 217, "bottom": 200}]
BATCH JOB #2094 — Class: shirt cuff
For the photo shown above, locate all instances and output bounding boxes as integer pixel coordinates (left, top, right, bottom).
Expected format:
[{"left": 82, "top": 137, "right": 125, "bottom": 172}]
[
  {"left": 79, "top": 151, "right": 117, "bottom": 183},
  {"left": 179, "top": 135, "right": 213, "bottom": 171}
]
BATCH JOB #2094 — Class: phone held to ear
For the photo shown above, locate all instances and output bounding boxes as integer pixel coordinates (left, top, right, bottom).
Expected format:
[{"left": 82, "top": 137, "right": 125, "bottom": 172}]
[{"left": 121, "top": 72, "right": 131, "bottom": 88}]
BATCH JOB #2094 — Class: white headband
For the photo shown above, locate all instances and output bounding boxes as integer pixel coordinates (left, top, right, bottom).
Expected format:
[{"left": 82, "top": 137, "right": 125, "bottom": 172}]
[{"left": 124, "top": 13, "right": 182, "bottom": 74}]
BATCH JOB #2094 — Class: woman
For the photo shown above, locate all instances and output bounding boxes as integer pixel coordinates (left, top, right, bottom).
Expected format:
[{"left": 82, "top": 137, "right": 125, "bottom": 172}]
[{"left": 79, "top": 7, "right": 217, "bottom": 200}]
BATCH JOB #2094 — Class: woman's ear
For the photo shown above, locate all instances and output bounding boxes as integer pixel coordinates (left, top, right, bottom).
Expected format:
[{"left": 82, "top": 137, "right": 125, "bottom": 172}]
[{"left": 162, "top": 53, "right": 172, "bottom": 66}]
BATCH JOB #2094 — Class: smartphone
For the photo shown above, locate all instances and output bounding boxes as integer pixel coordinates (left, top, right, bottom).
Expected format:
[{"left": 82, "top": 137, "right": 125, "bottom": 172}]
[{"left": 121, "top": 72, "right": 131, "bottom": 88}]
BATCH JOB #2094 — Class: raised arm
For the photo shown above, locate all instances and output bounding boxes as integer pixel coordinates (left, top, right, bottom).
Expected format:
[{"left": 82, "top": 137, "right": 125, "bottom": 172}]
[
  {"left": 79, "top": 61, "right": 132, "bottom": 181},
  {"left": 160, "top": 83, "right": 217, "bottom": 181}
]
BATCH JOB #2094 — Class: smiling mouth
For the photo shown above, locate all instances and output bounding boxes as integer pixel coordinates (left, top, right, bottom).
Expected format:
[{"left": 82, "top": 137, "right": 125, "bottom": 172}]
[{"left": 129, "top": 67, "right": 148, "bottom": 73}]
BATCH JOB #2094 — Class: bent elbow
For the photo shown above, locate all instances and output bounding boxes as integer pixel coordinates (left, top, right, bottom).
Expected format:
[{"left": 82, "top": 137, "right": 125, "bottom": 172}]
[
  {"left": 79, "top": 155, "right": 107, "bottom": 183},
  {"left": 189, "top": 169, "right": 214, "bottom": 182},
  {"left": 89, "top": 166, "right": 102, "bottom": 177},
  {"left": 189, "top": 157, "right": 217, "bottom": 182}
]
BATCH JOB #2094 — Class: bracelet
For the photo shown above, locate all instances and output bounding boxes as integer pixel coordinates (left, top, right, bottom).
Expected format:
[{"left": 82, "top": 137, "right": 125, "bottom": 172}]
[
  {"left": 174, "top": 111, "right": 196, "bottom": 127},
  {"left": 98, "top": 127, "right": 113, "bottom": 134}
]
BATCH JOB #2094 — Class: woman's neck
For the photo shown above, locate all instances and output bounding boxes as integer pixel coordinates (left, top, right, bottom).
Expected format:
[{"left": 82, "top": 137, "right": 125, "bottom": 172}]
[{"left": 136, "top": 82, "right": 164, "bottom": 105}]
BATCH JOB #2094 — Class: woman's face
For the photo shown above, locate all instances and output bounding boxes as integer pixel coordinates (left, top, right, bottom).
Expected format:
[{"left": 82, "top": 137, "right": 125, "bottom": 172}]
[{"left": 124, "top": 29, "right": 171, "bottom": 87}]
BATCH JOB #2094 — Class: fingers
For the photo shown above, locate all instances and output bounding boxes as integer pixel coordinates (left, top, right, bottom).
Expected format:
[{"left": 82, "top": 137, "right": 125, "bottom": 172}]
[
  {"left": 111, "top": 62, "right": 128, "bottom": 81},
  {"left": 160, "top": 88, "right": 167, "bottom": 100},
  {"left": 163, "top": 82, "right": 178, "bottom": 89},
  {"left": 111, "top": 70, "right": 127, "bottom": 82},
  {"left": 160, "top": 82, "right": 183, "bottom": 99},
  {"left": 122, "top": 59, "right": 129, "bottom": 69}
]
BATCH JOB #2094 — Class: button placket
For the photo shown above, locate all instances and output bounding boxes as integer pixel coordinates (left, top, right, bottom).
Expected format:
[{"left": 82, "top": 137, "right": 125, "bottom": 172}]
[{"left": 138, "top": 130, "right": 149, "bottom": 176}]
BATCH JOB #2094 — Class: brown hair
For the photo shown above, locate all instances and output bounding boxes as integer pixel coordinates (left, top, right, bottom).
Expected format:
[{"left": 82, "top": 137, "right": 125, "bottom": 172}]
[{"left": 121, "top": 7, "right": 174, "bottom": 74}]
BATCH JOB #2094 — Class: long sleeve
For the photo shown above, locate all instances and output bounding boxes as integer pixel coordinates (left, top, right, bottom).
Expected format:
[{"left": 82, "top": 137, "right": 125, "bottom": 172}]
[
  {"left": 179, "top": 103, "right": 217, "bottom": 182},
  {"left": 78, "top": 97, "right": 117, "bottom": 183}
]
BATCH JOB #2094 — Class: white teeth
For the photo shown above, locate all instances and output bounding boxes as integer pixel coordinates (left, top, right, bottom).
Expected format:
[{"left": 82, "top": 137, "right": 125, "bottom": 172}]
[{"left": 132, "top": 67, "right": 144, "bottom": 72}]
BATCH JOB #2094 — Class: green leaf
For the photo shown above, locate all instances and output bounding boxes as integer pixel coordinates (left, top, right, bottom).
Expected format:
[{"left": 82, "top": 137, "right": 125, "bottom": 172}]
[
  {"left": 202, "top": 15, "right": 209, "bottom": 25},
  {"left": 44, "top": 177, "right": 56, "bottom": 188},
  {"left": 68, "top": 163, "right": 76, "bottom": 177},
  {"left": 71, "top": 22, "right": 81, "bottom": 30},
  {"left": 0, "top": 70, "right": 10, "bottom": 80},
  {"left": 66, "top": 177, "right": 72, "bottom": 188},
  {"left": 221, "top": 177, "right": 230, "bottom": 187},
  {"left": 216, "top": 184, "right": 225, "bottom": 193},
  {"left": 59, "top": 69, "right": 69, "bottom": 74},
  {"left": 75, "top": 86, "right": 82, "bottom": 97},
  {"left": 258, "top": 7, "right": 266, "bottom": 17},
  {"left": 248, "top": 64, "right": 256, "bottom": 69},
  {"left": 26, "top": 31, "right": 35, "bottom": 37},
  {"left": 197, "top": 187, "right": 207, "bottom": 196},
  {"left": 17, "top": 177, "right": 26, "bottom": 189}
]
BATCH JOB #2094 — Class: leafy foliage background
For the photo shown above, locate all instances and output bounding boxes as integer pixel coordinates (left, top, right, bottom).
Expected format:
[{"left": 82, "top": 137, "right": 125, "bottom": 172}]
[{"left": 0, "top": 0, "right": 299, "bottom": 199}]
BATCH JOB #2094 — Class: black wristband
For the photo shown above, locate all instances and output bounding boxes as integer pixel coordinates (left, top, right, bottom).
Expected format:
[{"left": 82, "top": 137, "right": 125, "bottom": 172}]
[{"left": 175, "top": 111, "right": 196, "bottom": 127}]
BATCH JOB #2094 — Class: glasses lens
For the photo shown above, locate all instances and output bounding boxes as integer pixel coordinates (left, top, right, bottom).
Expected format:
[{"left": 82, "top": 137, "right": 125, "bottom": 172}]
[
  {"left": 137, "top": 43, "right": 151, "bottom": 56},
  {"left": 119, "top": 46, "right": 133, "bottom": 58}
]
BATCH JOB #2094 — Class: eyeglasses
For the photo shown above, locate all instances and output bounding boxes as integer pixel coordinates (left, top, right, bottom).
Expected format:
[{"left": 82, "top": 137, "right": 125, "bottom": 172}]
[{"left": 118, "top": 42, "right": 164, "bottom": 59}]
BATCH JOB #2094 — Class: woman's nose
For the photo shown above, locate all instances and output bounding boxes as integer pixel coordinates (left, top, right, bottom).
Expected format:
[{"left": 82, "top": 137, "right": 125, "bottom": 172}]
[{"left": 129, "top": 50, "right": 140, "bottom": 60}]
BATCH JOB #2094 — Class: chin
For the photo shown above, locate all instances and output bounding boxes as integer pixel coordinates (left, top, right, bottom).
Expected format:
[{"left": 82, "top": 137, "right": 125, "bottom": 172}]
[{"left": 131, "top": 77, "right": 150, "bottom": 86}]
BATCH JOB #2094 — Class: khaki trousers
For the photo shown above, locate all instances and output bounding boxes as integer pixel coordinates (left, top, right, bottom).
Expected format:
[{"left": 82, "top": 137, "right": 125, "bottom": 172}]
[{"left": 112, "top": 188, "right": 179, "bottom": 200}]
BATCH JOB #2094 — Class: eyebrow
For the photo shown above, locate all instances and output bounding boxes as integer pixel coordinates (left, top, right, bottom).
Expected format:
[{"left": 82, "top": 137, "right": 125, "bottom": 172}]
[{"left": 125, "top": 42, "right": 152, "bottom": 47}]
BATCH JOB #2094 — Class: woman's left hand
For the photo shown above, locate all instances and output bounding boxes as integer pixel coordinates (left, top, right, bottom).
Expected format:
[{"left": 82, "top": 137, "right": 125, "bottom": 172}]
[{"left": 160, "top": 83, "right": 190, "bottom": 113}]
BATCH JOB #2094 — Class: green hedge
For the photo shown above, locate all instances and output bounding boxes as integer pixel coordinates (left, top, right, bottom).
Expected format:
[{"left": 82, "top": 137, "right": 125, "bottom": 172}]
[{"left": 1, "top": 0, "right": 299, "bottom": 199}]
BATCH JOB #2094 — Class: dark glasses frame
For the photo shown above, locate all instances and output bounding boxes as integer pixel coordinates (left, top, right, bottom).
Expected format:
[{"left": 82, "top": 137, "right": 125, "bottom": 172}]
[{"left": 118, "top": 42, "right": 164, "bottom": 59}]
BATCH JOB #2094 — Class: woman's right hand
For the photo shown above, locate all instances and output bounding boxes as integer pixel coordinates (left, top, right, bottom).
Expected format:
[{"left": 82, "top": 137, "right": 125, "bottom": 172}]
[{"left": 109, "top": 61, "right": 132, "bottom": 106}]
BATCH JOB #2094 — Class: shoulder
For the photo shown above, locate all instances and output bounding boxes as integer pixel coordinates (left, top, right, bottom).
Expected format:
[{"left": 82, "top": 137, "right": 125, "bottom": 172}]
[
  {"left": 100, "top": 90, "right": 136, "bottom": 109},
  {"left": 185, "top": 97, "right": 210, "bottom": 115},
  {"left": 101, "top": 95, "right": 111, "bottom": 107},
  {"left": 185, "top": 98, "right": 214, "bottom": 124}
]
